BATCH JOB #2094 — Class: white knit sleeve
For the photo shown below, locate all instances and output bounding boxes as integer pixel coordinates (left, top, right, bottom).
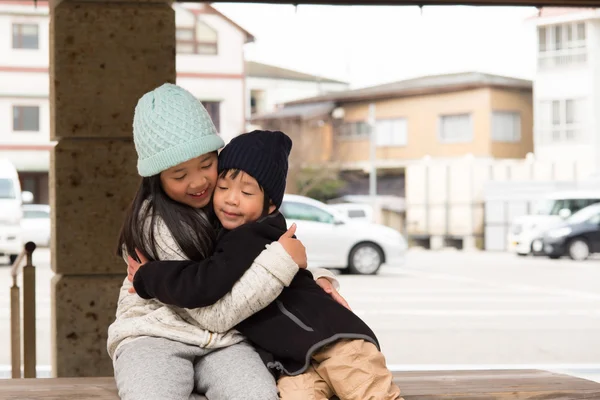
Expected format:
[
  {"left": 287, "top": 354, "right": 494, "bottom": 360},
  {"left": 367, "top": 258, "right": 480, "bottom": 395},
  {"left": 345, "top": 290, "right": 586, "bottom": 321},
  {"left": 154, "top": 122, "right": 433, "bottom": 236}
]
[
  {"left": 146, "top": 212, "right": 299, "bottom": 332},
  {"left": 309, "top": 267, "right": 340, "bottom": 290},
  {"left": 184, "top": 242, "right": 299, "bottom": 333}
]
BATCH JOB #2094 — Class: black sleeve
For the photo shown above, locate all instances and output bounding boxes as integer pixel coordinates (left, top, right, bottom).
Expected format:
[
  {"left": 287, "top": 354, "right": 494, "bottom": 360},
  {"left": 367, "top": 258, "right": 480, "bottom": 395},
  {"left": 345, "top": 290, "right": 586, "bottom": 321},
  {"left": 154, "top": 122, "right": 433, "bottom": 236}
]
[{"left": 133, "top": 226, "right": 272, "bottom": 309}]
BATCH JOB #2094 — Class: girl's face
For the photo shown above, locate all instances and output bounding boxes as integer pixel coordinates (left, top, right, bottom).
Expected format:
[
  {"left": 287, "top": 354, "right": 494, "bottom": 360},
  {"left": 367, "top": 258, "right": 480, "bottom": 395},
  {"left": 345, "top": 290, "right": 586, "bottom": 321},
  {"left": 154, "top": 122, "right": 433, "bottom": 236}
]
[
  {"left": 160, "top": 152, "right": 218, "bottom": 208},
  {"left": 213, "top": 170, "right": 275, "bottom": 230}
]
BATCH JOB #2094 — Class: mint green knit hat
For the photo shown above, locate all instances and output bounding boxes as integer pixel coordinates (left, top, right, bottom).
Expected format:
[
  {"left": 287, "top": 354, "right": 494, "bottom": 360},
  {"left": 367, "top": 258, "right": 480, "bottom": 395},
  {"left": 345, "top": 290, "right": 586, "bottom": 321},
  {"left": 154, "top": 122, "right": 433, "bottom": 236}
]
[{"left": 133, "top": 83, "right": 225, "bottom": 177}]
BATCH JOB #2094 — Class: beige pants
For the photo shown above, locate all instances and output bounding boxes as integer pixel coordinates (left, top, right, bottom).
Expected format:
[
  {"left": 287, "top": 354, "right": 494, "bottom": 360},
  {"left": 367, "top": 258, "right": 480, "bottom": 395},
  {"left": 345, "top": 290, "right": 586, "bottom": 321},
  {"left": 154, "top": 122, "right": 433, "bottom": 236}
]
[{"left": 277, "top": 339, "right": 402, "bottom": 400}]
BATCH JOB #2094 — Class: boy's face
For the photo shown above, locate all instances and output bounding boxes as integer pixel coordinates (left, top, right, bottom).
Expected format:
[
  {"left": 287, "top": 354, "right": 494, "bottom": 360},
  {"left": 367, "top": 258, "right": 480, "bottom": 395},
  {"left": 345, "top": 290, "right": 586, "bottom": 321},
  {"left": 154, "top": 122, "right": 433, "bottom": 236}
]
[
  {"left": 160, "top": 152, "right": 218, "bottom": 209},
  {"left": 213, "top": 170, "right": 275, "bottom": 230}
]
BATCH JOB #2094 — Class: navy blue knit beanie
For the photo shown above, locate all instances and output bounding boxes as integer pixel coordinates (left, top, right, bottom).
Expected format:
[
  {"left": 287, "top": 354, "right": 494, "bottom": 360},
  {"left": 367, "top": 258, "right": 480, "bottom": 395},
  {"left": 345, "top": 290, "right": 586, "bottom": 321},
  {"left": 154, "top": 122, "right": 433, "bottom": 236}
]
[{"left": 218, "top": 130, "right": 292, "bottom": 208}]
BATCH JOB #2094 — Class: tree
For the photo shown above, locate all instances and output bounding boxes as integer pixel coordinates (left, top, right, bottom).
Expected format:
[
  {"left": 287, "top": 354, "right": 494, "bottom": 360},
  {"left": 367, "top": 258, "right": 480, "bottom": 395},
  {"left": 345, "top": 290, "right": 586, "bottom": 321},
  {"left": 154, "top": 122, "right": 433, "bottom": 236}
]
[{"left": 296, "top": 167, "right": 346, "bottom": 203}]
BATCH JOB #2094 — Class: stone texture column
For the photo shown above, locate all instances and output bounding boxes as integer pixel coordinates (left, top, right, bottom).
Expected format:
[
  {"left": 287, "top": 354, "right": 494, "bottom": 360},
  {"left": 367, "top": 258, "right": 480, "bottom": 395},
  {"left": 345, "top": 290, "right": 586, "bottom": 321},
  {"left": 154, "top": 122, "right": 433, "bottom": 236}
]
[{"left": 49, "top": 0, "right": 175, "bottom": 377}]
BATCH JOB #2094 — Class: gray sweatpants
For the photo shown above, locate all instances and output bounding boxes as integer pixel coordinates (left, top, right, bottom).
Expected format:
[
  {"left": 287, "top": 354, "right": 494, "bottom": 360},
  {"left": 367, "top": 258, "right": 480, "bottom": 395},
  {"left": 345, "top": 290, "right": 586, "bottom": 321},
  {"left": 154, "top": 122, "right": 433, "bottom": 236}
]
[{"left": 114, "top": 337, "right": 278, "bottom": 400}]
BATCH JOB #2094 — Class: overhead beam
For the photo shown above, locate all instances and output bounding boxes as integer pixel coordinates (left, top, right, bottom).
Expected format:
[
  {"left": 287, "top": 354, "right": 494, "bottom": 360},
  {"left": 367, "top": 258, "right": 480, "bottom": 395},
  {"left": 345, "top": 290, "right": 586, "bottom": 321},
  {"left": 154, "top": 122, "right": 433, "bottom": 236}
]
[{"left": 193, "top": 0, "right": 599, "bottom": 6}]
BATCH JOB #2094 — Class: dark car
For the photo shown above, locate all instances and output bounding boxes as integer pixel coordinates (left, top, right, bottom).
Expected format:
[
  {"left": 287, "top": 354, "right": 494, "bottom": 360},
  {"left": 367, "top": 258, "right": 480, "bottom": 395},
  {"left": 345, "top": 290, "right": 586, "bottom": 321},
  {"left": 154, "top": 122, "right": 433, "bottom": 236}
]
[{"left": 542, "top": 202, "right": 600, "bottom": 261}]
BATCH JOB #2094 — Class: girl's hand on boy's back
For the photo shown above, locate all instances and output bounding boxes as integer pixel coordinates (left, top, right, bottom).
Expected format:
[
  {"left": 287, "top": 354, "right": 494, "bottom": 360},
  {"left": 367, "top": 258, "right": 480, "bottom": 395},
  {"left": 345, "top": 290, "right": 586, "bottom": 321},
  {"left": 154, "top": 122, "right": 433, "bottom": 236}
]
[
  {"left": 278, "top": 224, "right": 307, "bottom": 269},
  {"left": 127, "top": 250, "right": 148, "bottom": 294},
  {"left": 316, "top": 278, "right": 351, "bottom": 310}
]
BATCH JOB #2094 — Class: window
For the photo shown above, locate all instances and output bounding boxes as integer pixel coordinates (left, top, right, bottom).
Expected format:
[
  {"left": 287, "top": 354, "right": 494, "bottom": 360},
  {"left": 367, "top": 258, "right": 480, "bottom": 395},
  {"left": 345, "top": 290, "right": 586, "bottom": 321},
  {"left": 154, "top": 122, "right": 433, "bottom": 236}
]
[
  {"left": 439, "top": 114, "right": 472, "bottom": 143},
  {"left": 492, "top": 111, "right": 520, "bottom": 142},
  {"left": 588, "top": 213, "right": 600, "bottom": 225},
  {"left": 0, "top": 179, "right": 16, "bottom": 199},
  {"left": 337, "top": 121, "right": 370, "bottom": 140},
  {"left": 538, "top": 99, "right": 584, "bottom": 144},
  {"left": 23, "top": 210, "right": 49, "bottom": 219},
  {"left": 12, "top": 23, "right": 38, "bottom": 49},
  {"left": 538, "top": 27, "right": 546, "bottom": 52},
  {"left": 201, "top": 101, "right": 220, "bottom": 132},
  {"left": 538, "top": 22, "right": 587, "bottom": 69},
  {"left": 176, "top": 27, "right": 196, "bottom": 54},
  {"left": 553, "top": 25, "right": 563, "bottom": 51},
  {"left": 280, "top": 201, "right": 335, "bottom": 224},
  {"left": 13, "top": 106, "right": 40, "bottom": 131},
  {"left": 196, "top": 20, "right": 218, "bottom": 55},
  {"left": 250, "top": 90, "right": 266, "bottom": 115},
  {"left": 375, "top": 118, "right": 407, "bottom": 147},
  {"left": 577, "top": 23, "right": 586, "bottom": 42},
  {"left": 176, "top": 20, "right": 218, "bottom": 55}
]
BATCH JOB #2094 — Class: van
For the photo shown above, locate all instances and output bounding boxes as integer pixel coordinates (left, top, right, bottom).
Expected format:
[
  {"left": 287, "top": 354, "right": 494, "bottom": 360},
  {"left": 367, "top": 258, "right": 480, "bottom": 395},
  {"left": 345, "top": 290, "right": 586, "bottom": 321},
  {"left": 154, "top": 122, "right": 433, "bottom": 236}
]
[
  {"left": 0, "top": 159, "right": 30, "bottom": 265},
  {"left": 508, "top": 190, "right": 600, "bottom": 256}
]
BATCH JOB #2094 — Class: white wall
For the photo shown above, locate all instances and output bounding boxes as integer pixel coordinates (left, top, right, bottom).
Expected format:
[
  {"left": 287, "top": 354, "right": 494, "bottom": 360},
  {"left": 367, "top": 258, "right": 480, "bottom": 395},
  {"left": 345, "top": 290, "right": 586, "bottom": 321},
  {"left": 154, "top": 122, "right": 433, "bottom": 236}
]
[
  {"left": 0, "top": 10, "right": 49, "bottom": 69},
  {"left": 0, "top": 97, "right": 50, "bottom": 144},
  {"left": 533, "top": 17, "right": 600, "bottom": 171},
  {"left": 177, "top": 77, "right": 245, "bottom": 144},
  {"left": 245, "top": 76, "right": 348, "bottom": 119},
  {"left": 406, "top": 157, "right": 596, "bottom": 240},
  {"left": 0, "top": 2, "right": 249, "bottom": 170},
  {"left": 589, "top": 19, "right": 600, "bottom": 174},
  {"left": 175, "top": 5, "right": 245, "bottom": 76}
]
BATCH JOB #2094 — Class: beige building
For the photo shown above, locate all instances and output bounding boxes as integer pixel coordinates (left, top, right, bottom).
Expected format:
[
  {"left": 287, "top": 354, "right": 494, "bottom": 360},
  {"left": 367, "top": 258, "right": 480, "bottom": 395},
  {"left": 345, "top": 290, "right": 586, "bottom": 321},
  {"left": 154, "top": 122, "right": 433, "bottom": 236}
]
[
  {"left": 256, "top": 72, "right": 533, "bottom": 174},
  {"left": 254, "top": 72, "right": 534, "bottom": 238}
]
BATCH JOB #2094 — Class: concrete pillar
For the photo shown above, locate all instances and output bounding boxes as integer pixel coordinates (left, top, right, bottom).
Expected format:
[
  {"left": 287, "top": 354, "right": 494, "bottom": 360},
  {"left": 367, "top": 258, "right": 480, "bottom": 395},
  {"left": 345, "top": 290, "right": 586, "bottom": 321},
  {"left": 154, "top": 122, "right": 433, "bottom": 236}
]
[{"left": 49, "top": 0, "right": 175, "bottom": 377}]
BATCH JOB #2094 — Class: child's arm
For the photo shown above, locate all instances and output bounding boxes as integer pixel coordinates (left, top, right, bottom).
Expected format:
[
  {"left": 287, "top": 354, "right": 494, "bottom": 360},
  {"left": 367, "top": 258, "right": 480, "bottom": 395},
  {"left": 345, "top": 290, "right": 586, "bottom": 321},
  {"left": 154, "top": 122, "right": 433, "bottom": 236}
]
[
  {"left": 182, "top": 241, "right": 297, "bottom": 333},
  {"left": 133, "top": 223, "right": 284, "bottom": 308},
  {"left": 133, "top": 226, "right": 270, "bottom": 308}
]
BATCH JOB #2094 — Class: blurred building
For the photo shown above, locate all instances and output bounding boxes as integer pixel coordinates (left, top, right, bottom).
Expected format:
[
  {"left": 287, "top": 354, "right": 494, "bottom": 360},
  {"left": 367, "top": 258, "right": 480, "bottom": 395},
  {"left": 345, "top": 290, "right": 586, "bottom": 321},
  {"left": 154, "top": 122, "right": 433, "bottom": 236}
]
[
  {"left": 252, "top": 71, "right": 534, "bottom": 244},
  {"left": 532, "top": 7, "right": 600, "bottom": 172},
  {"left": 0, "top": 1, "right": 347, "bottom": 204},
  {"left": 246, "top": 61, "right": 348, "bottom": 122}
]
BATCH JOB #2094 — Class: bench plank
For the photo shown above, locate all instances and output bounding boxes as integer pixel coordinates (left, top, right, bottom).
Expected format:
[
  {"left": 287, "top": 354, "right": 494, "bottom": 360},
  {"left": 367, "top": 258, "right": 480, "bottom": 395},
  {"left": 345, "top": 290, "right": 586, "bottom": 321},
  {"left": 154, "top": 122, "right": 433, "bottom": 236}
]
[{"left": 1, "top": 370, "right": 599, "bottom": 399}]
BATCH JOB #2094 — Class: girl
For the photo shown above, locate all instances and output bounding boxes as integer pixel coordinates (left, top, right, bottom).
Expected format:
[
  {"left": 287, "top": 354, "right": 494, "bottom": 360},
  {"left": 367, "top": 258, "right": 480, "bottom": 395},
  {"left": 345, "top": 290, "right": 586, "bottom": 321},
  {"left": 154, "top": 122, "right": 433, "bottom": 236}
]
[
  {"left": 129, "top": 130, "right": 402, "bottom": 400},
  {"left": 107, "top": 83, "right": 342, "bottom": 400}
]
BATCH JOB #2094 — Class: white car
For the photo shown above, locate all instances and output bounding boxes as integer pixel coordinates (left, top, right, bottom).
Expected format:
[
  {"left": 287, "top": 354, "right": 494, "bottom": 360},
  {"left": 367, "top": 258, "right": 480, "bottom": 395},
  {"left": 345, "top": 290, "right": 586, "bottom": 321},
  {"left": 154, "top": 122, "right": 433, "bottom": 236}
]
[
  {"left": 21, "top": 204, "right": 51, "bottom": 247},
  {"left": 508, "top": 191, "right": 600, "bottom": 256},
  {"left": 328, "top": 203, "right": 374, "bottom": 223},
  {"left": 280, "top": 194, "right": 406, "bottom": 275},
  {"left": 0, "top": 159, "right": 25, "bottom": 265}
]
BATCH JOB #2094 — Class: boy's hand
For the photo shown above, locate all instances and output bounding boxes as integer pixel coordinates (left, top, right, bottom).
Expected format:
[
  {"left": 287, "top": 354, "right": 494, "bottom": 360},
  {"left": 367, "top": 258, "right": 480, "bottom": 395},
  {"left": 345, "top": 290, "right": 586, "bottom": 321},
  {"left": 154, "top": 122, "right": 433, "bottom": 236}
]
[
  {"left": 127, "top": 249, "right": 148, "bottom": 294},
  {"left": 278, "top": 224, "right": 307, "bottom": 269},
  {"left": 316, "top": 278, "right": 351, "bottom": 310}
]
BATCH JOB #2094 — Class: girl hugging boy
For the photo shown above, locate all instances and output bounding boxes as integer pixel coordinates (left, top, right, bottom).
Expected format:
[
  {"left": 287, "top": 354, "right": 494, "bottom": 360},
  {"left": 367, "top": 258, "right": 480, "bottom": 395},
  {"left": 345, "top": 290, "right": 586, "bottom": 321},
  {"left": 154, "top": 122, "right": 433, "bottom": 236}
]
[
  {"left": 128, "top": 128, "right": 402, "bottom": 400},
  {"left": 108, "top": 83, "right": 340, "bottom": 400}
]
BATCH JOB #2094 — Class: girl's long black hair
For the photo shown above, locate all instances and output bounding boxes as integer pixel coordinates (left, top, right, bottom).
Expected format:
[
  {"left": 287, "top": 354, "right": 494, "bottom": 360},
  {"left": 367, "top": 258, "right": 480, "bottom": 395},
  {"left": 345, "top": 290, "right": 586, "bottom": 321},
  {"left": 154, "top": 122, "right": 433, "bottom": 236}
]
[{"left": 117, "top": 175, "right": 216, "bottom": 262}]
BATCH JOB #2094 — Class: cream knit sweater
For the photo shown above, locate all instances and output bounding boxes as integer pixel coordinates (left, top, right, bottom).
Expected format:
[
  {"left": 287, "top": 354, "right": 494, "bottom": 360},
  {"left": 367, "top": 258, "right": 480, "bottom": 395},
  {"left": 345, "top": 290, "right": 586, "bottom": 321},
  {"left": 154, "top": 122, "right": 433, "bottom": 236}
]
[{"left": 107, "top": 207, "right": 337, "bottom": 359}]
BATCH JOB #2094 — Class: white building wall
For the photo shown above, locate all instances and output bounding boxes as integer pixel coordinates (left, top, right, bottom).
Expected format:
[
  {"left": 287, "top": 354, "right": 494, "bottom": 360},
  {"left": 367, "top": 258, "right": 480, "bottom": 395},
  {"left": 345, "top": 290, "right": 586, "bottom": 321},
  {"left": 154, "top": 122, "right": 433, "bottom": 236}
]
[
  {"left": 0, "top": 2, "right": 249, "bottom": 170},
  {"left": 245, "top": 76, "right": 348, "bottom": 120},
  {"left": 533, "top": 15, "right": 600, "bottom": 172},
  {"left": 0, "top": 9, "right": 49, "bottom": 69},
  {"left": 0, "top": 96, "right": 50, "bottom": 144},
  {"left": 175, "top": 5, "right": 245, "bottom": 76},
  {"left": 589, "top": 19, "right": 600, "bottom": 173},
  {"left": 177, "top": 77, "right": 245, "bottom": 144}
]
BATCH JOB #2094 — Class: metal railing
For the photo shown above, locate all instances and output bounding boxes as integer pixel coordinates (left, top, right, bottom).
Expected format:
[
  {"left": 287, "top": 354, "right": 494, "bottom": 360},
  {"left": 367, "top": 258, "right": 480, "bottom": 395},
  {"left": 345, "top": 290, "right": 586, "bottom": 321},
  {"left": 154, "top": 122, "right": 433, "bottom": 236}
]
[{"left": 10, "top": 241, "right": 37, "bottom": 379}]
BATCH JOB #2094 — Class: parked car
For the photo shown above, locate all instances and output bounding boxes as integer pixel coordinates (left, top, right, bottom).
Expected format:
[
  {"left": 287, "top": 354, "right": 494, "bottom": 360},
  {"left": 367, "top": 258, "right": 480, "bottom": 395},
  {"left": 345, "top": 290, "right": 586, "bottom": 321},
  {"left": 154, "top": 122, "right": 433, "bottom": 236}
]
[
  {"left": 21, "top": 204, "right": 51, "bottom": 247},
  {"left": 542, "top": 202, "right": 600, "bottom": 261},
  {"left": 328, "top": 203, "right": 374, "bottom": 223},
  {"left": 508, "top": 191, "right": 600, "bottom": 256},
  {"left": 280, "top": 194, "right": 406, "bottom": 275},
  {"left": 0, "top": 159, "right": 27, "bottom": 265}
]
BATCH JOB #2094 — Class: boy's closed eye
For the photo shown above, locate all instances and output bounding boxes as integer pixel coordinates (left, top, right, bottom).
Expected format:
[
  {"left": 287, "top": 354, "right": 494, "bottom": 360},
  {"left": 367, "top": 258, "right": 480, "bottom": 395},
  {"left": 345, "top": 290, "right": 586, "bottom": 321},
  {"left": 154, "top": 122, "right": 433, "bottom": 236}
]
[{"left": 174, "top": 174, "right": 186, "bottom": 181}]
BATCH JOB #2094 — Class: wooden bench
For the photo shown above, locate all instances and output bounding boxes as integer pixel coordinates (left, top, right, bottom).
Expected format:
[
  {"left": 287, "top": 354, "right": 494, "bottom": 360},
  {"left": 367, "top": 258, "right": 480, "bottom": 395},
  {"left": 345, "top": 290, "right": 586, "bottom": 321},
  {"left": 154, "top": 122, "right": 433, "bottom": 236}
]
[{"left": 1, "top": 370, "right": 600, "bottom": 399}]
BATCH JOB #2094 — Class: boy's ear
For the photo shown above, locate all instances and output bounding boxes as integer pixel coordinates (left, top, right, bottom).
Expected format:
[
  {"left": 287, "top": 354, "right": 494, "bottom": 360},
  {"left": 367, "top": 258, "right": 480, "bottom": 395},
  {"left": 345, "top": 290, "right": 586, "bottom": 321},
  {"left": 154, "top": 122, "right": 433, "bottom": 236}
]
[{"left": 268, "top": 202, "right": 276, "bottom": 214}]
